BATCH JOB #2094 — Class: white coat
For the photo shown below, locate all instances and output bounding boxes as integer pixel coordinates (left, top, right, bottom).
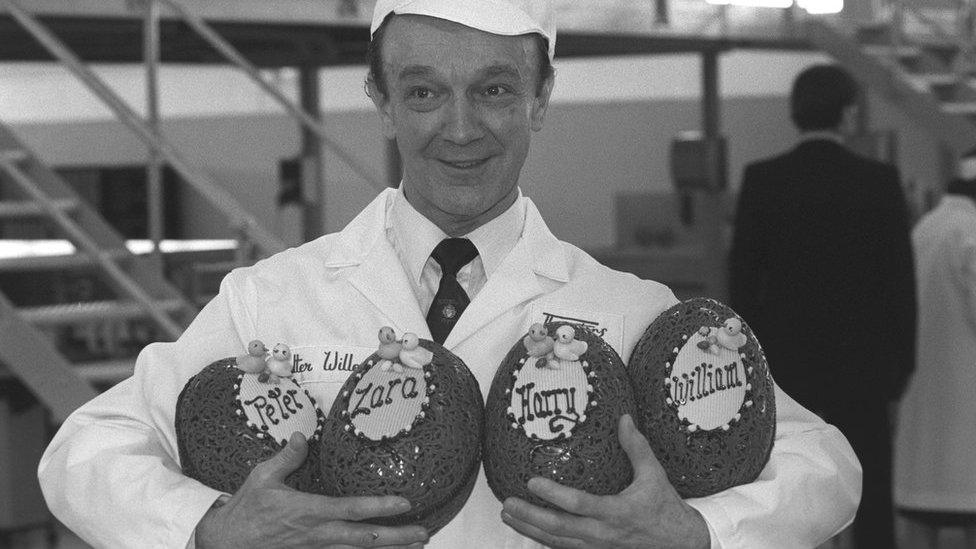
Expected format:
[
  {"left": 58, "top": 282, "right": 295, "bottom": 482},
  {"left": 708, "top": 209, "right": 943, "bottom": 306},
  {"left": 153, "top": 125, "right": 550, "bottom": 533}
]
[
  {"left": 895, "top": 195, "right": 976, "bottom": 511},
  {"left": 39, "top": 188, "right": 861, "bottom": 548}
]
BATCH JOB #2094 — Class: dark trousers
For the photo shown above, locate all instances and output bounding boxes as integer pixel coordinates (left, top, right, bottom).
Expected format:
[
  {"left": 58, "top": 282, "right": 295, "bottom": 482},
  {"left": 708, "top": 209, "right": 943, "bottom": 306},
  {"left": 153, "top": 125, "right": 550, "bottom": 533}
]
[{"left": 820, "top": 401, "right": 895, "bottom": 549}]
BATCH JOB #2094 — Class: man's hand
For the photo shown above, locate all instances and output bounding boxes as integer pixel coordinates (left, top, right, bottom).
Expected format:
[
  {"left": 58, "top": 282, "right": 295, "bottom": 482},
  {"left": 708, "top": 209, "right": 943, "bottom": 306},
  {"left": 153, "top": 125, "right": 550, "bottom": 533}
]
[
  {"left": 501, "top": 415, "right": 710, "bottom": 549},
  {"left": 196, "top": 431, "right": 429, "bottom": 548}
]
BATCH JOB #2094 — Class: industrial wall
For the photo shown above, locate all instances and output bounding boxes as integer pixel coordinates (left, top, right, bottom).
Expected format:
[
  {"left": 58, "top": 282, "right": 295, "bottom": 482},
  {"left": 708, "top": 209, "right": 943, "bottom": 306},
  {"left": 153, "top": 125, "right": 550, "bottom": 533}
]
[{"left": 3, "top": 51, "right": 945, "bottom": 251}]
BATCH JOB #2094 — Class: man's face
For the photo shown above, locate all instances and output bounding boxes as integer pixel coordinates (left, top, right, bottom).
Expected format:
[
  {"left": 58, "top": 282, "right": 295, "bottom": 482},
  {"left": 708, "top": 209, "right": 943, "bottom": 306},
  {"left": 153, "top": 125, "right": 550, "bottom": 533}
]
[{"left": 371, "top": 15, "right": 553, "bottom": 235}]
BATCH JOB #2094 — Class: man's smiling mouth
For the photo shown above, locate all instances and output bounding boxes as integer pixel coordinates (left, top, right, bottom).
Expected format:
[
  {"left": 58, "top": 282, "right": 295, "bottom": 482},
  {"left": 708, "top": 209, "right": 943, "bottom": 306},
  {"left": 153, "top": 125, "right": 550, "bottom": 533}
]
[{"left": 439, "top": 158, "right": 489, "bottom": 169}]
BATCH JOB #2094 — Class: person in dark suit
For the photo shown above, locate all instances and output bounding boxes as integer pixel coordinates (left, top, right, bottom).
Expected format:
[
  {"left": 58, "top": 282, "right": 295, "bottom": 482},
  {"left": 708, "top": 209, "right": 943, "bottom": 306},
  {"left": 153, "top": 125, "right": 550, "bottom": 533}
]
[{"left": 729, "top": 64, "right": 916, "bottom": 549}]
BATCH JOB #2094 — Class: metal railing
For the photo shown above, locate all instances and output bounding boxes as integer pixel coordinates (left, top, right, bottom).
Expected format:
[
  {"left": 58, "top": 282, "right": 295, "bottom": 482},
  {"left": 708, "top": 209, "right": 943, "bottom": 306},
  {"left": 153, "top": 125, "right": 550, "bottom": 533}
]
[
  {"left": 881, "top": 0, "right": 976, "bottom": 79},
  {"left": 156, "top": 0, "right": 388, "bottom": 194},
  {"left": 0, "top": 155, "right": 185, "bottom": 340},
  {"left": 3, "top": 0, "right": 394, "bottom": 261},
  {"left": 3, "top": 0, "right": 288, "bottom": 260}
]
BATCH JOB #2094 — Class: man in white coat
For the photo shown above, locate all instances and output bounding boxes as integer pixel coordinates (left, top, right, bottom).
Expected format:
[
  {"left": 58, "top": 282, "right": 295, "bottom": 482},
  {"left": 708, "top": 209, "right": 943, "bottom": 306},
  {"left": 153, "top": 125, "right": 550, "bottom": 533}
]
[
  {"left": 38, "top": 1, "right": 861, "bottom": 547},
  {"left": 895, "top": 151, "right": 976, "bottom": 546}
]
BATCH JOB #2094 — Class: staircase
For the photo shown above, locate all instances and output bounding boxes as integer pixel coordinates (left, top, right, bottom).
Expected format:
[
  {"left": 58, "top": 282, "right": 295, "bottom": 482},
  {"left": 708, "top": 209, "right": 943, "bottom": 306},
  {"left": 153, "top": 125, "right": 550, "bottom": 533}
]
[
  {"left": 804, "top": 6, "right": 976, "bottom": 155},
  {"left": 0, "top": 0, "right": 346, "bottom": 423},
  {"left": 0, "top": 123, "right": 201, "bottom": 421}
]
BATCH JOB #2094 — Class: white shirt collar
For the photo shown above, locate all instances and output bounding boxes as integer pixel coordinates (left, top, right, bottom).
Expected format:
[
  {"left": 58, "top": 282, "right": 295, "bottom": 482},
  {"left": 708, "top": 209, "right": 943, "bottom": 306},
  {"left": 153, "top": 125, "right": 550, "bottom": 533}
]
[
  {"left": 798, "top": 130, "right": 844, "bottom": 145},
  {"left": 387, "top": 185, "right": 526, "bottom": 286}
]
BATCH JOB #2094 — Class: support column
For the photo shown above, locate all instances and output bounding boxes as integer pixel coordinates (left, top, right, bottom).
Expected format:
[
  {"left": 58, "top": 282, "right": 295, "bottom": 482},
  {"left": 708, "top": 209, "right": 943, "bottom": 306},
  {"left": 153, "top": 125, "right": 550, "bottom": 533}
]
[
  {"left": 299, "top": 65, "right": 325, "bottom": 241},
  {"left": 655, "top": 0, "right": 670, "bottom": 25},
  {"left": 700, "top": 50, "right": 728, "bottom": 301},
  {"left": 144, "top": 0, "right": 163, "bottom": 268}
]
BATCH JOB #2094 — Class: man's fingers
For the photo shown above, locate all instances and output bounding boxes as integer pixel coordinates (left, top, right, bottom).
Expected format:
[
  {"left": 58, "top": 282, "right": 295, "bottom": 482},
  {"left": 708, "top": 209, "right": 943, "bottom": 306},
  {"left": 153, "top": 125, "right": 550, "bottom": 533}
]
[
  {"left": 316, "top": 521, "right": 428, "bottom": 547},
  {"left": 503, "top": 496, "right": 609, "bottom": 543},
  {"left": 252, "top": 431, "right": 309, "bottom": 484},
  {"left": 321, "top": 494, "right": 414, "bottom": 521},
  {"left": 500, "top": 503, "right": 587, "bottom": 549},
  {"left": 617, "top": 414, "right": 665, "bottom": 482},
  {"left": 526, "top": 477, "right": 603, "bottom": 516}
]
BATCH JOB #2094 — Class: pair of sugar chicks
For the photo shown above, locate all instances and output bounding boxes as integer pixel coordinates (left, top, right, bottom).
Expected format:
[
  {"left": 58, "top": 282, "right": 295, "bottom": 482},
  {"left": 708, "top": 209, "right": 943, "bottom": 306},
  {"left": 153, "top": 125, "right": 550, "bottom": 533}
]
[
  {"left": 236, "top": 340, "right": 293, "bottom": 383},
  {"left": 375, "top": 326, "right": 434, "bottom": 373},
  {"left": 522, "top": 323, "right": 589, "bottom": 369},
  {"left": 696, "top": 318, "right": 747, "bottom": 352}
]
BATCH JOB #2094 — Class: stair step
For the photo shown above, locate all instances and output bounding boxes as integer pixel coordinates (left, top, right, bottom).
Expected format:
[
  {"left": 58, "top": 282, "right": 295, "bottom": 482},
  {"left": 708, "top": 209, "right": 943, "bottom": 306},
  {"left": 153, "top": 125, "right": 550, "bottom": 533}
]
[
  {"left": 0, "top": 248, "right": 130, "bottom": 272},
  {"left": 862, "top": 45, "right": 923, "bottom": 59},
  {"left": 75, "top": 359, "right": 135, "bottom": 384},
  {"left": 907, "top": 73, "right": 961, "bottom": 90},
  {"left": 19, "top": 298, "right": 186, "bottom": 326},
  {"left": 192, "top": 260, "right": 239, "bottom": 275},
  {"left": 0, "top": 149, "right": 29, "bottom": 163},
  {"left": 941, "top": 102, "right": 976, "bottom": 114},
  {"left": 0, "top": 198, "right": 79, "bottom": 220}
]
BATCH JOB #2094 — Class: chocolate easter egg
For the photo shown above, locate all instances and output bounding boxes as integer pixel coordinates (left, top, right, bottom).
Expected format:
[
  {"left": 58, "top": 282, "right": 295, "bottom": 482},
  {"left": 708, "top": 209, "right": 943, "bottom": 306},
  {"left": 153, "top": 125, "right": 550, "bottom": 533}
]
[
  {"left": 484, "top": 322, "right": 636, "bottom": 507},
  {"left": 176, "top": 357, "right": 325, "bottom": 494},
  {"left": 320, "top": 337, "right": 483, "bottom": 534},
  {"left": 627, "top": 297, "right": 776, "bottom": 498}
]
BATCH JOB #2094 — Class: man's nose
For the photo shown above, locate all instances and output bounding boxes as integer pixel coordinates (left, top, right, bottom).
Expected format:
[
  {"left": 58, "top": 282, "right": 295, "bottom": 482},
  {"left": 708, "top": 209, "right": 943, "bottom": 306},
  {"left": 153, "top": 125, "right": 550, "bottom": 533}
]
[{"left": 442, "top": 96, "right": 483, "bottom": 144}]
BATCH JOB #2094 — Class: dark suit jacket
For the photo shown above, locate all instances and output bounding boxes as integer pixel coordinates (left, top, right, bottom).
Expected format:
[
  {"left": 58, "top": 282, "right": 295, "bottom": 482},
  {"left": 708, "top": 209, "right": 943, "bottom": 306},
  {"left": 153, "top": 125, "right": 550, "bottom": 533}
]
[{"left": 729, "top": 139, "right": 916, "bottom": 410}]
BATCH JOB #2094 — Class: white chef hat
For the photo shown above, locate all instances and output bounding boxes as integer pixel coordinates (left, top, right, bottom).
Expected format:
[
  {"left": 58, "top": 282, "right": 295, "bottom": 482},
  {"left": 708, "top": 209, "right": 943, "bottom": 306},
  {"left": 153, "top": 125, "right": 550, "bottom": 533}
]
[{"left": 370, "top": 0, "right": 556, "bottom": 61}]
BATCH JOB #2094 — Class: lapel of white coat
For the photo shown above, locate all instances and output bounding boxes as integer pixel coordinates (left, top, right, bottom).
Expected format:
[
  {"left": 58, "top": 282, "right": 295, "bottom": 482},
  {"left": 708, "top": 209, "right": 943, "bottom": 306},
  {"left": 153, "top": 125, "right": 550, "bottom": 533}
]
[
  {"left": 332, "top": 189, "right": 431, "bottom": 338},
  {"left": 347, "top": 238, "right": 431, "bottom": 339},
  {"left": 442, "top": 199, "right": 570, "bottom": 349}
]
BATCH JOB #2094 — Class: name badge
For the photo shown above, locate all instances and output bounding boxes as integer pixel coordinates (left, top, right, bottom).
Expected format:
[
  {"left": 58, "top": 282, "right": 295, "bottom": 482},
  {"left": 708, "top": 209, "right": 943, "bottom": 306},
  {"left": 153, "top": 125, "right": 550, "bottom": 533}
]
[
  {"left": 286, "top": 344, "right": 376, "bottom": 412},
  {"left": 529, "top": 305, "right": 624, "bottom": 355}
]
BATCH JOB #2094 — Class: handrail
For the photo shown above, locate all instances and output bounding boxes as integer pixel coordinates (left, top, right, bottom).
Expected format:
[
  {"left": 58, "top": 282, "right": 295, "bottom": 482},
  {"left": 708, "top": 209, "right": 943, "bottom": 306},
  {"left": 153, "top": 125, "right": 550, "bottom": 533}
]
[
  {"left": 0, "top": 292, "right": 99, "bottom": 422},
  {"left": 891, "top": 1, "right": 975, "bottom": 83},
  {"left": 896, "top": 2, "right": 965, "bottom": 50},
  {"left": 0, "top": 156, "right": 185, "bottom": 341},
  {"left": 157, "top": 0, "right": 389, "bottom": 193},
  {"left": 3, "top": 0, "right": 287, "bottom": 258}
]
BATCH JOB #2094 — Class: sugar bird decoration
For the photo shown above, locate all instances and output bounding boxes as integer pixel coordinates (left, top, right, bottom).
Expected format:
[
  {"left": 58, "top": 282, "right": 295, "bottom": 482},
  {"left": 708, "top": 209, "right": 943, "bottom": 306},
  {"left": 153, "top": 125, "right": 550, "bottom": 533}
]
[
  {"left": 715, "top": 318, "right": 747, "bottom": 351},
  {"left": 376, "top": 326, "right": 403, "bottom": 372},
  {"left": 235, "top": 339, "right": 268, "bottom": 374},
  {"left": 696, "top": 325, "right": 718, "bottom": 352},
  {"left": 547, "top": 325, "right": 588, "bottom": 369},
  {"left": 696, "top": 318, "right": 747, "bottom": 353},
  {"left": 397, "top": 332, "right": 433, "bottom": 372},
  {"left": 264, "top": 343, "right": 293, "bottom": 384},
  {"left": 523, "top": 322, "right": 555, "bottom": 368}
]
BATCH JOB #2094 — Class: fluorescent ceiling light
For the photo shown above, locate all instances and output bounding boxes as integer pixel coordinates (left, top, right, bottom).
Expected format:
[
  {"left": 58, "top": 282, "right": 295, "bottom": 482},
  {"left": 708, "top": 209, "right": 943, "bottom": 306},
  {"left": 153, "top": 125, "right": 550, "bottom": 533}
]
[
  {"left": 705, "top": 0, "right": 843, "bottom": 13},
  {"left": 705, "top": 0, "right": 793, "bottom": 7},
  {"left": 798, "top": 0, "right": 843, "bottom": 14}
]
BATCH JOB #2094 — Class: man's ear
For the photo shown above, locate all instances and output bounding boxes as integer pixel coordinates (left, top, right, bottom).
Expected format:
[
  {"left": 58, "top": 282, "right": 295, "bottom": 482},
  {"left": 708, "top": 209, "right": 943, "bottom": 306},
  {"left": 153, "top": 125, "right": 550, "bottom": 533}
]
[
  {"left": 366, "top": 75, "right": 396, "bottom": 139},
  {"left": 530, "top": 73, "right": 555, "bottom": 132}
]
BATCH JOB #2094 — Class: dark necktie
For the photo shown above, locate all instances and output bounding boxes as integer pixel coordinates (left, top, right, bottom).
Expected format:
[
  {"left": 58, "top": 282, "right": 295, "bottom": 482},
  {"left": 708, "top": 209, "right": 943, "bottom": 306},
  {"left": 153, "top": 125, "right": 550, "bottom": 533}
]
[{"left": 426, "top": 238, "right": 479, "bottom": 344}]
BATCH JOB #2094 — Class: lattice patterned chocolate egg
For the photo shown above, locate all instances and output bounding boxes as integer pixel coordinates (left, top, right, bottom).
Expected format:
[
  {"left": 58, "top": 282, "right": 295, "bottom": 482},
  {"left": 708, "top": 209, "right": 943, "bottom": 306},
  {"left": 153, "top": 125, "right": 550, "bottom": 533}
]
[
  {"left": 320, "top": 337, "right": 483, "bottom": 535},
  {"left": 627, "top": 297, "right": 776, "bottom": 498},
  {"left": 484, "top": 322, "right": 636, "bottom": 507},
  {"left": 176, "top": 357, "right": 325, "bottom": 494}
]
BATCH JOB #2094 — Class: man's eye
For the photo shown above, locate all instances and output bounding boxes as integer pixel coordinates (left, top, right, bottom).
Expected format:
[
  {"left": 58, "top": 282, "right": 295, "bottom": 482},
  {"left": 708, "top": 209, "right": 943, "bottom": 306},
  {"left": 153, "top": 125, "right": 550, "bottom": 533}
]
[
  {"left": 408, "top": 87, "right": 435, "bottom": 100},
  {"left": 483, "top": 85, "right": 509, "bottom": 97}
]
